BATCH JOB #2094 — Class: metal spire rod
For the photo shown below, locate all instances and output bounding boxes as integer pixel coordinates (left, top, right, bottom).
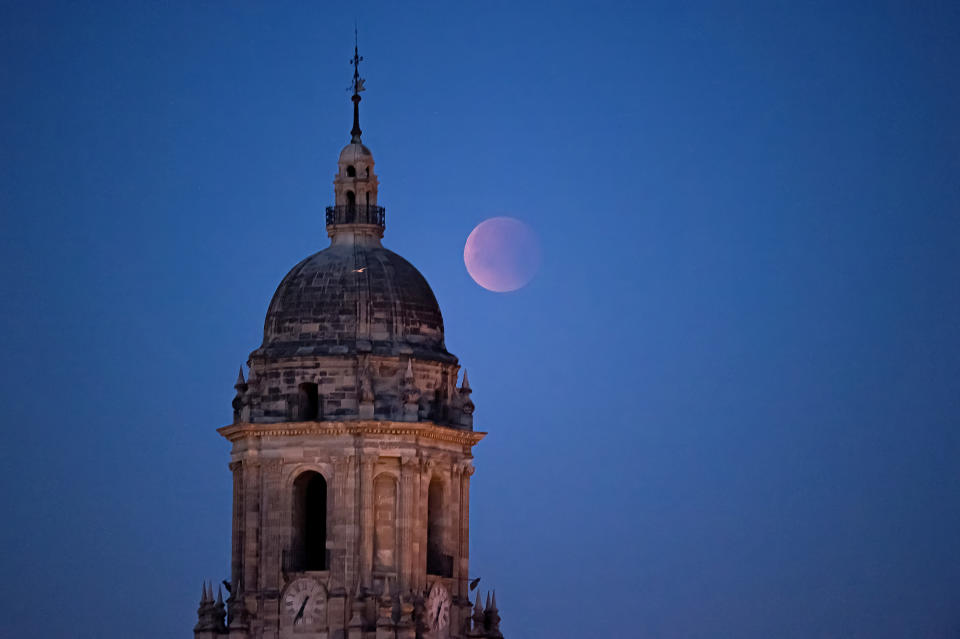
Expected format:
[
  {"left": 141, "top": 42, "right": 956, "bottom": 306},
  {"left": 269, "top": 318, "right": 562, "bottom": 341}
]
[{"left": 349, "top": 27, "right": 365, "bottom": 143}]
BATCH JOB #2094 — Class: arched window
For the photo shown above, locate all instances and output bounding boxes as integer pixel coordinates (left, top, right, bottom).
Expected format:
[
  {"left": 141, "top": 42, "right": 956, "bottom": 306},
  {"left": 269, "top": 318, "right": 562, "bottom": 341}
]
[
  {"left": 373, "top": 474, "right": 398, "bottom": 571},
  {"left": 346, "top": 190, "right": 356, "bottom": 206},
  {"left": 426, "top": 477, "right": 451, "bottom": 576},
  {"left": 298, "top": 382, "right": 319, "bottom": 420},
  {"left": 346, "top": 165, "right": 356, "bottom": 177},
  {"left": 292, "top": 472, "right": 327, "bottom": 571}
]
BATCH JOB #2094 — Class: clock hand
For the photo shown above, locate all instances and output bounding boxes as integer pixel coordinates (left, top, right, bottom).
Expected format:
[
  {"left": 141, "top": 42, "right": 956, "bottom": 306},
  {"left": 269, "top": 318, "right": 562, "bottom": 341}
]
[{"left": 294, "top": 595, "right": 310, "bottom": 623}]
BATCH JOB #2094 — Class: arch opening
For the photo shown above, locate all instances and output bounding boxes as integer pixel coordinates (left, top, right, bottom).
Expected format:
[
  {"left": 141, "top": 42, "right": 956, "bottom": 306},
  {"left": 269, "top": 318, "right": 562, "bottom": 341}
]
[
  {"left": 346, "top": 165, "right": 356, "bottom": 177},
  {"left": 426, "top": 477, "right": 452, "bottom": 577},
  {"left": 292, "top": 472, "right": 328, "bottom": 571}
]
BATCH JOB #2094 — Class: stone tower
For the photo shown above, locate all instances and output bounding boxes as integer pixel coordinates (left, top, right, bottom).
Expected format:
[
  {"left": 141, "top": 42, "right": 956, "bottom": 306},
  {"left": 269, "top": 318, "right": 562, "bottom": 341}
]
[{"left": 193, "top": 45, "right": 505, "bottom": 639}]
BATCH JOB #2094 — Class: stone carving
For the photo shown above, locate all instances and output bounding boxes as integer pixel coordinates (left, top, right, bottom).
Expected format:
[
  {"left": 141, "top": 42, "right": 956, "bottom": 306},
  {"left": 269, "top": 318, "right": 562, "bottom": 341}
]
[
  {"left": 358, "top": 362, "right": 375, "bottom": 419},
  {"left": 359, "top": 364, "right": 375, "bottom": 403},
  {"left": 401, "top": 360, "right": 421, "bottom": 422}
]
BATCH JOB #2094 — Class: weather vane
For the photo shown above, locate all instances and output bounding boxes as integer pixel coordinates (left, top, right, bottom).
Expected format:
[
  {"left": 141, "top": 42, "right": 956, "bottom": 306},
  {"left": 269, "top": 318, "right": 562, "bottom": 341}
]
[{"left": 350, "top": 27, "right": 365, "bottom": 96}]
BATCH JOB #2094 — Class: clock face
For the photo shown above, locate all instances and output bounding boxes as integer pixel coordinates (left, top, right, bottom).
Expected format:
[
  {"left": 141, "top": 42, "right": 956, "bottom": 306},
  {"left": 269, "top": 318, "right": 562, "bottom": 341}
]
[
  {"left": 425, "top": 583, "right": 451, "bottom": 637},
  {"left": 283, "top": 577, "right": 326, "bottom": 627}
]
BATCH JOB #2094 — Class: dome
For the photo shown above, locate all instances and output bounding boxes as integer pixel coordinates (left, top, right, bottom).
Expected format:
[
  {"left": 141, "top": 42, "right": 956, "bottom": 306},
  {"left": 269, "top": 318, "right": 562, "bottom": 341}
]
[
  {"left": 258, "top": 243, "right": 454, "bottom": 362},
  {"left": 339, "top": 142, "right": 373, "bottom": 165}
]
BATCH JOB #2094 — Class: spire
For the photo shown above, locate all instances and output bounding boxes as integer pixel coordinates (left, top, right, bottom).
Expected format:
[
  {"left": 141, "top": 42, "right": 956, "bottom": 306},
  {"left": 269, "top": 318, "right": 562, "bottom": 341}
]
[
  {"left": 235, "top": 366, "right": 246, "bottom": 388},
  {"left": 458, "top": 368, "right": 475, "bottom": 427},
  {"left": 488, "top": 589, "right": 502, "bottom": 638},
  {"left": 349, "top": 28, "right": 365, "bottom": 143}
]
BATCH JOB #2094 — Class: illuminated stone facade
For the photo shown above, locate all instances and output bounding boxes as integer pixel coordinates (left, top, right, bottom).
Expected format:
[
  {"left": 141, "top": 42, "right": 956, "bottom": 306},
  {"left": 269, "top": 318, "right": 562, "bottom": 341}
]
[{"left": 193, "top": 59, "right": 503, "bottom": 639}]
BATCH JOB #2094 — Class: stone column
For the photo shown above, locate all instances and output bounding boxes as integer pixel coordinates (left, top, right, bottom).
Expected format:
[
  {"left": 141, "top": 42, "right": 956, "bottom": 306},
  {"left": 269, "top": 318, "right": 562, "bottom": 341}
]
[
  {"left": 230, "top": 461, "right": 244, "bottom": 591},
  {"left": 360, "top": 454, "right": 377, "bottom": 587},
  {"left": 259, "top": 458, "right": 284, "bottom": 633},
  {"left": 329, "top": 455, "right": 350, "bottom": 633},
  {"left": 344, "top": 454, "right": 359, "bottom": 589},
  {"left": 242, "top": 458, "right": 262, "bottom": 615},
  {"left": 399, "top": 455, "right": 418, "bottom": 592},
  {"left": 450, "top": 463, "right": 463, "bottom": 587},
  {"left": 459, "top": 462, "right": 475, "bottom": 602},
  {"left": 416, "top": 458, "right": 435, "bottom": 592}
]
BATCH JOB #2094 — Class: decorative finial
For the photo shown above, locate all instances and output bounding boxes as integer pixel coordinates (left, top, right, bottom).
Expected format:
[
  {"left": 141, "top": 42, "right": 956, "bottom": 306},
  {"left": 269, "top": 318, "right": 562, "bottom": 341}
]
[{"left": 349, "top": 27, "right": 366, "bottom": 143}]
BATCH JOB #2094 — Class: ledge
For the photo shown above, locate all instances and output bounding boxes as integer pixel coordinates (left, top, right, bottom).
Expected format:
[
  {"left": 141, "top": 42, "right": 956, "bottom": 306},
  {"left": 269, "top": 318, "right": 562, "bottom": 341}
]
[{"left": 218, "top": 420, "right": 486, "bottom": 447}]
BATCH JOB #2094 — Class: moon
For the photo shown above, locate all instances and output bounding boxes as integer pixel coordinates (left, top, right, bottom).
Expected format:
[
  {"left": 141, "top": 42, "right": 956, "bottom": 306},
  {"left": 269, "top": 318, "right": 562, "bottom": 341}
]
[{"left": 463, "top": 217, "right": 541, "bottom": 292}]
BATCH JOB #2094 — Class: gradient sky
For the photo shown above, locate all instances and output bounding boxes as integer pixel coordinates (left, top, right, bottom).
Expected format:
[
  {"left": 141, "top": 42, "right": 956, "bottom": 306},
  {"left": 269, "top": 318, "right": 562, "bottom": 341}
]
[{"left": 2, "top": 2, "right": 959, "bottom": 638}]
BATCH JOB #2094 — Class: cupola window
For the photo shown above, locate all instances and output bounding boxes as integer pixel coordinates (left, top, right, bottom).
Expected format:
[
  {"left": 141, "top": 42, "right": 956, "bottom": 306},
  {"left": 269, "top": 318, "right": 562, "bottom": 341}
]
[
  {"left": 297, "top": 382, "right": 319, "bottom": 420},
  {"left": 346, "top": 165, "right": 356, "bottom": 177}
]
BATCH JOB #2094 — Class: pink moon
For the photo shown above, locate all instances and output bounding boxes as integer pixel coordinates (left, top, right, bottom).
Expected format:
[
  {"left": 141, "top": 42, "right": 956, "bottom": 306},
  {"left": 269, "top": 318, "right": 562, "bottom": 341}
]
[{"left": 463, "top": 217, "right": 541, "bottom": 292}]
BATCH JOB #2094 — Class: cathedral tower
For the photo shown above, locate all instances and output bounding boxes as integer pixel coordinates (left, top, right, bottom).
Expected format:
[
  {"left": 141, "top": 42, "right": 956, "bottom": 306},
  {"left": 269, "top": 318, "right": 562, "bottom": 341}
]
[{"left": 194, "top": 44, "right": 504, "bottom": 639}]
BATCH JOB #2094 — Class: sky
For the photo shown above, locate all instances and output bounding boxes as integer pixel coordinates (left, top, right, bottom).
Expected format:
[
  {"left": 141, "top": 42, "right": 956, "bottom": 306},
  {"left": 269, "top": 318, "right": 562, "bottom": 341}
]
[{"left": 1, "top": 1, "right": 959, "bottom": 637}]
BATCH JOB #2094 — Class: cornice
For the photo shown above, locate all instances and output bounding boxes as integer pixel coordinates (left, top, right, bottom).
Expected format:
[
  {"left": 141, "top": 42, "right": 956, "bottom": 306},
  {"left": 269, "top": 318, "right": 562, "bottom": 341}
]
[{"left": 217, "top": 420, "right": 486, "bottom": 447}]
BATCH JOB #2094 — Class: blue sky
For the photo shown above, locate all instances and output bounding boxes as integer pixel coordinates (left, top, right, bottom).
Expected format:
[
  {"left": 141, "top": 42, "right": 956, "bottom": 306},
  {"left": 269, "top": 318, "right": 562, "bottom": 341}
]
[{"left": 1, "top": 2, "right": 959, "bottom": 637}]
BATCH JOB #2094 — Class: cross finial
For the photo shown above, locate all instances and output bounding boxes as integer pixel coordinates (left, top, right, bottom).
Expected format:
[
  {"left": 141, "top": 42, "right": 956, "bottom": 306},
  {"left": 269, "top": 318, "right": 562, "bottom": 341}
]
[{"left": 349, "top": 27, "right": 365, "bottom": 143}]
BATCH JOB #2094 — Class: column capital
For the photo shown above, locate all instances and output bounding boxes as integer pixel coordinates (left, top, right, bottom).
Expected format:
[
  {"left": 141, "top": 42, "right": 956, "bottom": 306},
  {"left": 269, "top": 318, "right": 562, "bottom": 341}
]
[{"left": 419, "top": 457, "right": 436, "bottom": 475}]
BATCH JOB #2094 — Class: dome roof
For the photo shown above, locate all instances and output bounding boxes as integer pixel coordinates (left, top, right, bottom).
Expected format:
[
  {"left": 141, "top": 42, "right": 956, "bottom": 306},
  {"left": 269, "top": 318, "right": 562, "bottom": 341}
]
[
  {"left": 258, "top": 243, "right": 453, "bottom": 362},
  {"left": 338, "top": 142, "right": 373, "bottom": 164}
]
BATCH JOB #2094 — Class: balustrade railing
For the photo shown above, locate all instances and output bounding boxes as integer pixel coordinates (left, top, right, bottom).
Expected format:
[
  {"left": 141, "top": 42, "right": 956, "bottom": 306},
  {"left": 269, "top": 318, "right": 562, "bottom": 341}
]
[{"left": 325, "top": 204, "right": 385, "bottom": 227}]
